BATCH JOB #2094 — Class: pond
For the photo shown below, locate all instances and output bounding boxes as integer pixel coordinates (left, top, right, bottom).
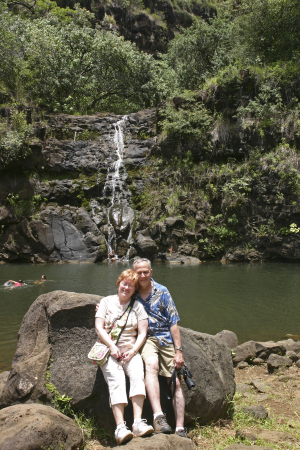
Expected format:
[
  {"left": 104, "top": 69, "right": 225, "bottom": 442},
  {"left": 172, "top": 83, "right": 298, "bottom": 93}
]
[{"left": 1, "top": 261, "right": 300, "bottom": 372}]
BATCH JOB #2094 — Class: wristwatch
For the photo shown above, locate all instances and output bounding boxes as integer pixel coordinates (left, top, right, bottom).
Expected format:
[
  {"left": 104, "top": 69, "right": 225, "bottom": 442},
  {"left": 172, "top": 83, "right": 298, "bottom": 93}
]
[{"left": 175, "top": 346, "right": 183, "bottom": 351}]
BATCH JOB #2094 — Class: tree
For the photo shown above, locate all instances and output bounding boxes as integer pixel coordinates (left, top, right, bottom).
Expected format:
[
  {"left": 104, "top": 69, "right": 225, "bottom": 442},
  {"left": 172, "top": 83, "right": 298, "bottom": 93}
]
[
  {"left": 165, "top": 17, "right": 234, "bottom": 90},
  {"left": 236, "top": 0, "right": 300, "bottom": 64}
]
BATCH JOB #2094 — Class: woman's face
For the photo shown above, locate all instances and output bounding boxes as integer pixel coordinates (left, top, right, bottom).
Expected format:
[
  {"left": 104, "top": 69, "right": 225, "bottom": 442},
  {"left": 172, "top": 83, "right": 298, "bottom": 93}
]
[{"left": 118, "top": 278, "right": 135, "bottom": 302}]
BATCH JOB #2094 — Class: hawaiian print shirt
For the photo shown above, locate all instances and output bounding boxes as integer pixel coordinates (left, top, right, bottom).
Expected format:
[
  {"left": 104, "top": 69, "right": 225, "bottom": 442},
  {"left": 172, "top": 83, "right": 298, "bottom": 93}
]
[{"left": 136, "top": 279, "right": 180, "bottom": 346}]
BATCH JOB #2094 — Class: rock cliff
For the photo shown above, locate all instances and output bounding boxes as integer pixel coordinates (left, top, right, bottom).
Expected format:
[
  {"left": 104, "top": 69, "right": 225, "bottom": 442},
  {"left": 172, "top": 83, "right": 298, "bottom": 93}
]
[{"left": 1, "top": 83, "right": 300, "bottom": 263}]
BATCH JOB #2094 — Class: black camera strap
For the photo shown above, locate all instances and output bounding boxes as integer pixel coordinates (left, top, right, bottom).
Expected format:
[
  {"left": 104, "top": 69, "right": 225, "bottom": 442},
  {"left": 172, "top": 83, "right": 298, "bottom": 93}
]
[{"left": 167, "top": 367, "right": 180, "bottom": 400}]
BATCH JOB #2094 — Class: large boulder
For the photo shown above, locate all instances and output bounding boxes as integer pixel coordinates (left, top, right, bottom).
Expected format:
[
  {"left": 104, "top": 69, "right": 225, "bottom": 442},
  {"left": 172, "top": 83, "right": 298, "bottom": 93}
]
[
  {"left": 0, "top": 404, "right": 83, "bottom": 450},
  {"left": 0, "top": 291, "right": 235, "bottom": 429},
  {"left": 114, "top": 434, "right": 194, "bottom": 450}
]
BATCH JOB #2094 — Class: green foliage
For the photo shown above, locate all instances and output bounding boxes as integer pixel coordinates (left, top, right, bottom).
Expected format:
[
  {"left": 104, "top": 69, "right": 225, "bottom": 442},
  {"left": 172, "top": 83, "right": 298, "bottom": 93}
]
[
  {"left": 280, "top": 223, "right": 300, "bottom": 235},
  {"left": 199, "top": 214, "right": 238, "bottom": 256},
  {"left": 222, "top": 176, "right": 252, "bottom": 207},
  {"left": 0, "top": 110, "right": 34, "bottom": 164},
  {"left": 159, "top": 99, "right": 213, "bottom": 151},
  {"left": 165, "top": 17, "right": 234, "bottom": 89},
  {"left": 236, "top": 0, "right": 300, "bottom": 64},
  {"left": 45, "top": 382, "right": 74, "bottom": 416},
  {"left": 0, "top": 4, "right": 177, "bottom": 114}
]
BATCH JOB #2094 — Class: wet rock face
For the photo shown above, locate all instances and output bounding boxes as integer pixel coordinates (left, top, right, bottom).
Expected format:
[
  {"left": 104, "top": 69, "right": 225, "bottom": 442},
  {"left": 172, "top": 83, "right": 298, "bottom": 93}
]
[
  {"left": 0, "top": 291, "right": 235, "bottom": 429},
  {"left": 0, "top": 110, "right": 158, "bottom": 263},
  {"left": 0, "top": 206, "right": 107, "bottom": 263}
]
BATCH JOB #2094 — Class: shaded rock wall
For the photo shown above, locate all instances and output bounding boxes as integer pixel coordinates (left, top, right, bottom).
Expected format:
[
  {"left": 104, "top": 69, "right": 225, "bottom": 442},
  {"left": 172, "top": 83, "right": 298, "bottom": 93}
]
[
  {"left": 92, "top": 0, "right": 216, "bottom": 56},
  {"left": 2, "top": 98, "right": 300, "bottom": 263}
]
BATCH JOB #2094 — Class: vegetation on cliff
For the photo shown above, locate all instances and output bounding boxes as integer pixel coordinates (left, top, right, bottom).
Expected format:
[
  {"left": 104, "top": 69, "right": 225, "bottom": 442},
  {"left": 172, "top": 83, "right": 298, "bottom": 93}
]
[{"left": 1, "top": 0, "right": 300, "bottom": 262}]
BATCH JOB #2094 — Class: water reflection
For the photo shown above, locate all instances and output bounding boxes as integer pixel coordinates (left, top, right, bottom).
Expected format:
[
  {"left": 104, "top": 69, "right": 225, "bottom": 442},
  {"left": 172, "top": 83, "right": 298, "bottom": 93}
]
[{"left": 1, "top": 262, "right": 300, "bottom": 372}]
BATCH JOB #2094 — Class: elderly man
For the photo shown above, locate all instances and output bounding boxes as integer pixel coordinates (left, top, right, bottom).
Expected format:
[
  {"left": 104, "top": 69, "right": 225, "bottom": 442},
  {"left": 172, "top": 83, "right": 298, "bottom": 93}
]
[{"left": 133, "top": 257, "right": 186, "bottom": 437}]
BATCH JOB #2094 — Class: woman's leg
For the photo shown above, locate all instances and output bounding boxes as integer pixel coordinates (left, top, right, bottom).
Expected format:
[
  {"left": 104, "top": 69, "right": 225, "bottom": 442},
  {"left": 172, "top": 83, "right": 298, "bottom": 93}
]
[
  {"left": 131, "top": 395, "right": 144, "bottom": 420},
  {"left": 111, "top": 403, "right": 126, "bottom": 426},
  {"left": 124, "top": 354, "right": 153, "bottom": 437}
]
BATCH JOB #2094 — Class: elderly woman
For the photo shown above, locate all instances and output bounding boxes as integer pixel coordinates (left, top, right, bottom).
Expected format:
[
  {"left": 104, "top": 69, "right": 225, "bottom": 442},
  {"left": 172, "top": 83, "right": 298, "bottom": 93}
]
[{"left": 95, "top": 269, "right": 153, "bottom": 445}]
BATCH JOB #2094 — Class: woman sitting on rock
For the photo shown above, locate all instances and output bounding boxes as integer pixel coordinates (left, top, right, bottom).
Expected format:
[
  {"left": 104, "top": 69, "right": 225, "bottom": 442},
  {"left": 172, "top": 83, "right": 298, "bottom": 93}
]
[{"left": 95, "top": 269, "right": 153, "bottom": 445}]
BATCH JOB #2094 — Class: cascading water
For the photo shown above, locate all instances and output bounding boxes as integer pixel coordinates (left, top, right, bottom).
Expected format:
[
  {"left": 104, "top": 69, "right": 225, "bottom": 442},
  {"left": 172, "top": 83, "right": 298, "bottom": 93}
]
[{"left": 91, "top": 116, "right": 135, "bottom": 259}]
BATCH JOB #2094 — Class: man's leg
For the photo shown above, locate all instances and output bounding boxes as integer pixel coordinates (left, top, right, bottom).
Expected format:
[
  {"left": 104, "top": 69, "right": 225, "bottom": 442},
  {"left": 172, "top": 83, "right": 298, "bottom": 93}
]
[
  {"left": 167, "top": 376, "right": 185, "bottom": 428},
  {"left": 144, "top": 355, "right": 162, "bottom": 414}
]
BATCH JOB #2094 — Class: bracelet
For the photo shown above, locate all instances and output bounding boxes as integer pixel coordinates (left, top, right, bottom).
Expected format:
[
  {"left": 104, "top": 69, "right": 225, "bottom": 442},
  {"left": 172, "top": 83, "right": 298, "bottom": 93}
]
[
  {"left": 133, "top": 348, "right": 137, "bottom": 355},
  {"left": 175, "top": 346, "right": 183, "bottom": 351}
]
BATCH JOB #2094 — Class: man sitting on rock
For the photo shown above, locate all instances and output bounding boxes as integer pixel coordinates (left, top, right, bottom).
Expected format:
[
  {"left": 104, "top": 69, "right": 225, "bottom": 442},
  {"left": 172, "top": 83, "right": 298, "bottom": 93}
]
[{"left": 133, "top": 257, "right": 186, "bottom": 437}]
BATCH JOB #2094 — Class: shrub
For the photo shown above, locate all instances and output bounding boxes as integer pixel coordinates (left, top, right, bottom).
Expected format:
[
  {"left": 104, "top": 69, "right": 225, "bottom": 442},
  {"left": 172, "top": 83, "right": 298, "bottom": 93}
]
[{"left": 0, "top": 110, "right": 34, "bottom": 165}]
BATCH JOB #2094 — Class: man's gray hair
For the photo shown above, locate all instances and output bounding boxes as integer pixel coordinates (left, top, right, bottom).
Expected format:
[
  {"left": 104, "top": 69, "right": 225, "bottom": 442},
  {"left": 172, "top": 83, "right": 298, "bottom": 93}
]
[{"left": 133, "top": 257, "right": 152, "bottom": 269}]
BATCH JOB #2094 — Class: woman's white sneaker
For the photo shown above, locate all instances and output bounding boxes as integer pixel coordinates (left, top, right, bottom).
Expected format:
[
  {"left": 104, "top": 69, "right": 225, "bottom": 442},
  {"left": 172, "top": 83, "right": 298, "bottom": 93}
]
[
  {"left": 115, "top": 422, "right": 134, "bottom": 444},
  {"left": 132, "top": 419, "right": 154, "bottom": 438}
]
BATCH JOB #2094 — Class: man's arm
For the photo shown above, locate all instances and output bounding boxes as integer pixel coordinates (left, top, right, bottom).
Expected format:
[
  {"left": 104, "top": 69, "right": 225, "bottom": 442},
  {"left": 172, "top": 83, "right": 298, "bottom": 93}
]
[{"left": 170, "top": 323, "right": 184, "bottom": 369}]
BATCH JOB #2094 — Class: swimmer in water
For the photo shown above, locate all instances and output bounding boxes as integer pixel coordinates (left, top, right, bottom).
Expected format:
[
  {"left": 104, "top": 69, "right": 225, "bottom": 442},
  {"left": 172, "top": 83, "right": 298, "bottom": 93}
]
[
  {"left": 6, "top": 279, "right": 23, "bottom": 287},
  {"left": 107, "top": 250, "right": 118, "bottom": 262},
  {"left": 34, "top": 275, "right": 48, "bottom": 284}
]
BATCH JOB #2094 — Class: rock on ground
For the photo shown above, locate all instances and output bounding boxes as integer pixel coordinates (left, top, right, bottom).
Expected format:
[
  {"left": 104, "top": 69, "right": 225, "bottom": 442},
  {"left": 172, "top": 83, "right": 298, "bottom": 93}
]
[
  {"left": 232, "top": 341, "right": 256, "bottom": 364},
  {"left": 0, "top": 404, "right": 83, "bottom": 450},
  {"left": 241, "top": 405, "right": 269, "bottom": 420},
  {"left": 114, "top": 434, "right": 195, "bottom": 450},
  {"left": 0, "top": 291, "right": 235, "bottom": 429},
  {"left": 267, "top": 354, "right": 293, "bottom": 372}
]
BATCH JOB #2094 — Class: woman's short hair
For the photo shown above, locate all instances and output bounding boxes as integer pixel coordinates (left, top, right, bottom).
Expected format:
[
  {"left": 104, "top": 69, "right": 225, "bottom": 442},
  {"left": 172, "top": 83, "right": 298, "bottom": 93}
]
[{"left": 117, "top": 269, "right": 139, "bottom": 289}]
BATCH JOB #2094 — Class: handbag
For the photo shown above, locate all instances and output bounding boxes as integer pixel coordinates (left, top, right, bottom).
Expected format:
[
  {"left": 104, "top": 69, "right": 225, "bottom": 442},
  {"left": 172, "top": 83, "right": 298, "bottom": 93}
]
[{"left": 88, "top": 297, "right": 135, "bottom": 366}]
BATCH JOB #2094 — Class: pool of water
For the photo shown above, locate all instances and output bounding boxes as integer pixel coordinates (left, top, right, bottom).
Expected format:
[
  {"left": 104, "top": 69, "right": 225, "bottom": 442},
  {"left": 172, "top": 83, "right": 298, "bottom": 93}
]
[{"left": 1, "top": 261, "right": 300, "bottom": 372}]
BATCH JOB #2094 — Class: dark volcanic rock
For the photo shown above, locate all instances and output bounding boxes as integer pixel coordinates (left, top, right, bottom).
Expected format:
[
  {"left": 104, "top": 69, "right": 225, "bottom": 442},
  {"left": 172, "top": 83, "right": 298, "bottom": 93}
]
[
  {"left": 114, "top": 433, "right": 194, "bottom": 450},
  {"left": 266, "top": 354, "right": 293, "bottom": 372},
  {"left": 232, "top": 341, "right": 257, "bottom": 365},
  {"left": 254, "top": 341, "right": 286, "bottom": 360},
  {"left": 242, "top": 405, "right": 269, "bottom": 420},
  {"left": 0, "top": 404, "right": 83, "bottom": 450},
  {"left": 0, "top": 291, "right": 235, "bottom": 429},
  {"left": 135, "top": 232, "right": 157, "bottom": 257}
]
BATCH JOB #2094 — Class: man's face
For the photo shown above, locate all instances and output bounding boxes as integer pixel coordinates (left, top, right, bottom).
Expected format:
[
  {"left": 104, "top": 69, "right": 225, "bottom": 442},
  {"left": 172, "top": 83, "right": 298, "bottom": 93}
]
[{"left": 134, "top": 261, "right": 153, "bottom": 287}]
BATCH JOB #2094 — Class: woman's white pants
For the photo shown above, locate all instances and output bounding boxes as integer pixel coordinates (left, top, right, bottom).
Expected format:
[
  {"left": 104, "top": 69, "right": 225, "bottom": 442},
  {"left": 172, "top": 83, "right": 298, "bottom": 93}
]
[{"left": 100, "top": 353, "right": 146, "bottom": 406}]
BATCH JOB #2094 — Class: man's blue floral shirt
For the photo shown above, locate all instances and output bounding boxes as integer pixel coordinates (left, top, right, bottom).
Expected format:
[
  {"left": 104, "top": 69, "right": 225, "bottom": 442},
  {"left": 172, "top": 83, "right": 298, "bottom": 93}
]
[{"left": 136, "top": 279, "right": 180, "bottom": 346}]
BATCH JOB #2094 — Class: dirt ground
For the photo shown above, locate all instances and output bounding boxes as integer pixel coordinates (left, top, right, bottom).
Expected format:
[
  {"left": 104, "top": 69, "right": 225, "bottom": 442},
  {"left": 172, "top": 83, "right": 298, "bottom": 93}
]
[
  {"left": 80, "top": 364, "right": 300, "bottom": 449},
  {"left": 188, "top": 364, "right": 300, "bottom": 449}
]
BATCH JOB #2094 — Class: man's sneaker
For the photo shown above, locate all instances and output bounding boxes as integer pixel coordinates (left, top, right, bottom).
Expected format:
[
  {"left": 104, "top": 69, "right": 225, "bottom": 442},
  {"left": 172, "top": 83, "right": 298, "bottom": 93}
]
[
  {"left": 175, "top": 427, "right": 188, "bottom": 438},
  {"left": 132, "top": 419, "right": 154, "bottom": 438},
  {"left": 153, "top": 414, "right": 172, "bottom": 434},
  {"left": 115, "top": 422, "right": 134, "bottom": 445}
]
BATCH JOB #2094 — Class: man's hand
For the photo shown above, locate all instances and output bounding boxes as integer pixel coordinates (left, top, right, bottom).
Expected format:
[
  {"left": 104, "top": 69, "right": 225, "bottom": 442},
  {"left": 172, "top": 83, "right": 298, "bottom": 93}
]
[
  {"left": 95, "top": 303, "right": 99, "bottom": 312},
  {"left": 174, "top": 350, "right": 184, "bottom": 369}
]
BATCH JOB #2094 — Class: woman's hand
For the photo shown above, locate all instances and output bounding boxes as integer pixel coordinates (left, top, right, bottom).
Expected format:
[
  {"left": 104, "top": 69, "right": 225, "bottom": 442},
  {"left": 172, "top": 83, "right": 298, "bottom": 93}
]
[
  {"left": 109, "top": 343, "right": 122, "bottom": 360},
  {"left": 122, "top": 349, "right": 135, "bottom": 363}
]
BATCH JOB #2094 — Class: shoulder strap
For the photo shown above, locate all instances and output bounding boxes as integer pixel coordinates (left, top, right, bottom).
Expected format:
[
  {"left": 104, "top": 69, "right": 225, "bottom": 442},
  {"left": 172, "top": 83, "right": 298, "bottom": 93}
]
[{"left": 115, "top": 297, "right": 135, "bottom": 345}]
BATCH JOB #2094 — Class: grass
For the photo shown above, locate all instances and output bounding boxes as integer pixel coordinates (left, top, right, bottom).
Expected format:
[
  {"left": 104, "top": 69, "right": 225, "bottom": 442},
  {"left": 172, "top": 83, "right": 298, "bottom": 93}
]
[{"left": 187, "top": 365, "right": 300, "bottom": 450}]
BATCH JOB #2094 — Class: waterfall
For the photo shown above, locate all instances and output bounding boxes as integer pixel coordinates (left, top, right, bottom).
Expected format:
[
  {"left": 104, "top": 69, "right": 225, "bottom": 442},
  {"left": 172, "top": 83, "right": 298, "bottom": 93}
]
[{"left": 91, "top": 116, "right": 135, "bottom": 258}]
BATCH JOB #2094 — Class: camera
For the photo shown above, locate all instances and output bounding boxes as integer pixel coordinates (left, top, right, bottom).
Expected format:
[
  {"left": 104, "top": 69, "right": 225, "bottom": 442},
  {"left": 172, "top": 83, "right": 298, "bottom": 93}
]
[{"left": 178, "top": 365, "right": 196, "bottom": 390}]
